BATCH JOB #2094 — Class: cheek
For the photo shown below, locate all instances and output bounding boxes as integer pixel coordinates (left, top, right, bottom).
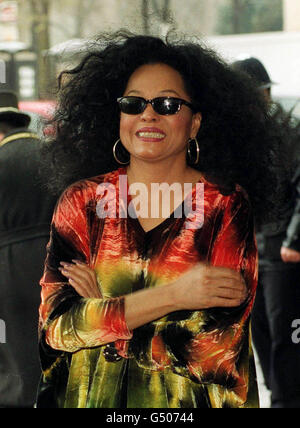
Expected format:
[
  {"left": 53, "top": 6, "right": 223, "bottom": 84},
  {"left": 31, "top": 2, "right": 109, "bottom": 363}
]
[
  {"left": 119, "top": 114, "right": 135, "bottom": 140},
  {"left": 169, "top": 115, "right": 193, "bottom": 137}
]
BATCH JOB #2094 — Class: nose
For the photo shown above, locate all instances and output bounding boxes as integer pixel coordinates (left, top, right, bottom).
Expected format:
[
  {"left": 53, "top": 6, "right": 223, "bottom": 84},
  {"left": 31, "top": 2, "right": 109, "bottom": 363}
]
[{"left": 140, "top": 103, "right": 159, "bottom": 121}]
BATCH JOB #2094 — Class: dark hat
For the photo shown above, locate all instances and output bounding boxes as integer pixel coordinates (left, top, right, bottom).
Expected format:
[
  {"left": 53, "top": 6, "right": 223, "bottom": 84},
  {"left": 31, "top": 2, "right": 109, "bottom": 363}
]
[
  {"left": 231, "top": 57, "right": 275, "bottom": 89},
  {"left": 0, "top": 90, "right": 30, "bottom": 127}
]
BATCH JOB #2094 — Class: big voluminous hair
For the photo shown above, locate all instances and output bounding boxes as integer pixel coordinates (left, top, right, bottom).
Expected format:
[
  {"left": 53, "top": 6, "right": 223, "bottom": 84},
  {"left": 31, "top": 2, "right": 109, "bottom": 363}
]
[{"left": 41, "top": 31, "right": 292, "bottom": 224}]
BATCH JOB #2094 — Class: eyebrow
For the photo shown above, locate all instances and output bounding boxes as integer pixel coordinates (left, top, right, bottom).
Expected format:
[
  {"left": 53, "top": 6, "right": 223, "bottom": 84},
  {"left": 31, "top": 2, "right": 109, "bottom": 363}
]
[{"left": 126, "top": 89, "right": 182, "bottom": 97}]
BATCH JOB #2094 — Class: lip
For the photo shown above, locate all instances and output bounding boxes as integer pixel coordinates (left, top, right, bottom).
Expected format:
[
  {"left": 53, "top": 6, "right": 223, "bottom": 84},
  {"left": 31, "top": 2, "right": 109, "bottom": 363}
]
[{"left": 135, "top": 127, "right": 166, "bottom": 142}]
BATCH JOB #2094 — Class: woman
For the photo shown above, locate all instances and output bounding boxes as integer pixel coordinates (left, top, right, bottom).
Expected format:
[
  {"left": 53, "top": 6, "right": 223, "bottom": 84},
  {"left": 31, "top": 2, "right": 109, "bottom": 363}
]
[{"left": 37, "top": 33, "right": 281, "bottom": 408}]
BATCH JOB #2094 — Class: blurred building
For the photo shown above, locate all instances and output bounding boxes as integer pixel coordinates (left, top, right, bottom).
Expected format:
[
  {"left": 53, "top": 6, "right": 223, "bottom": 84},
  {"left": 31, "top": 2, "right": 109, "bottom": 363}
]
[
  {"left": 284, "top": 0, "right": 300, "bottom": 31},
  {"left": 0, "top": 1, "right": 38, "bottom": 99},
  {"left": 0, "top": 0, "right": 19, "bottom": 42},
  {"left": 205, "top": 30, "right": 300, "bottom": 115},
  {"left": 4, "top": 0, "right": 299, "bottom": 102}
]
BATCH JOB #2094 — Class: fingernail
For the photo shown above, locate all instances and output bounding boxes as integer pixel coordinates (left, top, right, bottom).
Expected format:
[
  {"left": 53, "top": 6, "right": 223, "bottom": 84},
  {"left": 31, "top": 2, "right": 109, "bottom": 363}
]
[
  {"left": 72, "top": 259, "right": 84, "bottom": 264},
  {"left": 60, "top": 261, "right": 72, "bottom": 267},
  {"left": 58, "top": 266, "right": 70, "bottom": 274}
]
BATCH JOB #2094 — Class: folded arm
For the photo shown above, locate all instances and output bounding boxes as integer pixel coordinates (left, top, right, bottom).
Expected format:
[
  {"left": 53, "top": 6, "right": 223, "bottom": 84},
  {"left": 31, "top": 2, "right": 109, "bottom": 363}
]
[
  {"left": 39, "top": 183, "right": 133, "bottom": 354},
  {"left": 58, "top": 188, "right": 257, "bottom": 396}
]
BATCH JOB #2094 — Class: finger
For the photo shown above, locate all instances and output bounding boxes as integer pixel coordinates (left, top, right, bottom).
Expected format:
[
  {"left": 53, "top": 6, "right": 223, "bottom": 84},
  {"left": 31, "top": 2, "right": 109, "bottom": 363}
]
[
  {"left": 205, "top": 265, "right": 242, "bottom": 281},
  {"left": 59, "top": 267, "right": 88, "bottom": 287},
  {"left": 71, "top": 259, "right": 93, "bottom": 271},
  {"left": 68, "top": 278, "right": 92, "bottom": 298},
  {"left": 74, "top": 262, "right": 98, "bottom": 285},
  {"left": 69, "top": 261, "right": 98, "bottom": 285},
  {"left": 204, "top": 279, "right": 247, "bottom": 300},
  {"left": 58, "top": 267, "right": 75, "bottom": 280},
  {"left": 204, "top": 276, "right": 246, "bottom": 292},
  {"left": 203, "top": 277, "right": 248, "bottom": 302},
  {"left": 59, "top": 267, "right": 92, "bottom": 295},
  {"left": 59, "top": 264, "right": 101, "bottom": 298},
  {"left": 215, "top": 286, "right": 248, "bottom": 303},
  {"left": 60, "top": 262, "right": 93, "bottom": 284},
  {"left": 71, "top": 259, "right": 94, "bottom": 272},
  {"left": 71, "top": 259, "right": 87, "bottom": 265}
]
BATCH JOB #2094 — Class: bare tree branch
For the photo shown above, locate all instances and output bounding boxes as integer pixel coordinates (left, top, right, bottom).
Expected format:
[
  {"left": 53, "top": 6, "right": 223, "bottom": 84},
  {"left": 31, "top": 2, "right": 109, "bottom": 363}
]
[
  {"left": 29, "top": 0, "right": 51, "bottom": 98},
  {"left": 142, "top": 0, "right": 150, "bottom": 34},
  {"left": 152, "top": 0, "right": 171, "bottom": 22}
]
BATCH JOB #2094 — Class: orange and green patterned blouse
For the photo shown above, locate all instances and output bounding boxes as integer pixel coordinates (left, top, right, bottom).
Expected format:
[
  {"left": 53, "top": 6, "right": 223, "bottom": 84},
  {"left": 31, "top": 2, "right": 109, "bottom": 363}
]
[{"left": 37, "top": 167, "right": 259, "bottom": 408}]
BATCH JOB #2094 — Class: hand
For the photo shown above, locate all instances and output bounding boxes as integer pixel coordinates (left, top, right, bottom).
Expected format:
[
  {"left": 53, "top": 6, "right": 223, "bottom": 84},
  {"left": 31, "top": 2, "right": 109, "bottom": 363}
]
[
  {"left": 171, "top": 263, "right": 248, "bottom": 310},
  {"left": 58, "top": 260, "right": 102, "bottom": 298},
  {"left": 280, "top": 246, "right": 300, "bottom": 263}
]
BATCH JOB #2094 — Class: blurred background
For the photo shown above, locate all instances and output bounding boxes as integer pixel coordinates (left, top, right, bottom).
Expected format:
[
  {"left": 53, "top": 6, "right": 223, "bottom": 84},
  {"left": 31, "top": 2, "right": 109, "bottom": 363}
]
[{"left": 0, "top": 0, "right": 299, "bottom": 123}]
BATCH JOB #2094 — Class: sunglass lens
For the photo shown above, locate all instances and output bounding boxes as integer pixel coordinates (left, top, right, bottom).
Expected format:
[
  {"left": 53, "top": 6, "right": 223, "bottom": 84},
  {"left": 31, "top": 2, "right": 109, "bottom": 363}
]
[
  {"left": 154, "top": 98, "right": 180, "bottom": 115},
  {"left": 119, "top": 97, "right": 145, "bottom": 114}
]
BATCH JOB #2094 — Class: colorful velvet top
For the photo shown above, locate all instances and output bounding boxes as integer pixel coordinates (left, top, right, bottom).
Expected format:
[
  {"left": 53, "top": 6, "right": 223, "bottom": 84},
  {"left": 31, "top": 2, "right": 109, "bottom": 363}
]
[{"left": 37, "top": 167, "right": 259, "bottom": 408}]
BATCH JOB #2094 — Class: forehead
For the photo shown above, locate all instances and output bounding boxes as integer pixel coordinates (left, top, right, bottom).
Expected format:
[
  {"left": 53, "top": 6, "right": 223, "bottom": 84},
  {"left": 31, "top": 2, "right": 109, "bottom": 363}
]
[{"left": 124, "top": 63, "right": 187, "bottom": 97}]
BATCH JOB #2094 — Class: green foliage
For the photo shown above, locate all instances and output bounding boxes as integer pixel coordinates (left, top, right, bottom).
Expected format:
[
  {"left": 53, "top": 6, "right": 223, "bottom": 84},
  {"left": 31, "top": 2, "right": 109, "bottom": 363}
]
[{"left": 217, "top": 0, "right": 283, "bottom": 35}]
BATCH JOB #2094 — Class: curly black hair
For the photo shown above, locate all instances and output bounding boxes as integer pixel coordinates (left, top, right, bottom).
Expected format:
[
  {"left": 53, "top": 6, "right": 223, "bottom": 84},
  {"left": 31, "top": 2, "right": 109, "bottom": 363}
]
[{"left": 41, "top": 30, "right": 291, "bottom": 224}]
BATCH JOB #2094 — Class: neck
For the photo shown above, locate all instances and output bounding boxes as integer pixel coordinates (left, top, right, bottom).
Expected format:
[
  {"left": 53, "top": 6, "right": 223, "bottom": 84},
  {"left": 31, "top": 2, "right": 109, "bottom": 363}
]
[{"left": 126, "top": 156, "right": 199, "bottom": 188}]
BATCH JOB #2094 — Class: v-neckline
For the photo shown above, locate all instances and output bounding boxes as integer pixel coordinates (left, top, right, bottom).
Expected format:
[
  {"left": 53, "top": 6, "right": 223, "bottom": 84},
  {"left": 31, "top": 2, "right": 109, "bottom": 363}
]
[{"left": 129, "top": 202, "right": 185, "bottom": 236}]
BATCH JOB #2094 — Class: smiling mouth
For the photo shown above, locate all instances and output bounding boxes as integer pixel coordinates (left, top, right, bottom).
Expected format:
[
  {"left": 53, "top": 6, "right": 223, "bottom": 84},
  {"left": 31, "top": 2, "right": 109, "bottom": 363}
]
[{"left": 136, "top": 131, "right": 166, "bottom": 139}]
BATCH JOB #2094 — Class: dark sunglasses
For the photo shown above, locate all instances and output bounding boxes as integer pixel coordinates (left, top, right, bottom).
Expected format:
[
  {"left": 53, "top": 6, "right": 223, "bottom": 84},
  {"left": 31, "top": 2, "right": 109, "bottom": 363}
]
[{"left": 117, "top": 96, "right": 196, "bottom": 116}]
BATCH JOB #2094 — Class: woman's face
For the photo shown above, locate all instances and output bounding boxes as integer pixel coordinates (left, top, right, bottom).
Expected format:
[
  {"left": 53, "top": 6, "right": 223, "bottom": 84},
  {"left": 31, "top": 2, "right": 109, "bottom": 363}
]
[{"left": 119, "top": 63, "right": 201, "bottom": 164}]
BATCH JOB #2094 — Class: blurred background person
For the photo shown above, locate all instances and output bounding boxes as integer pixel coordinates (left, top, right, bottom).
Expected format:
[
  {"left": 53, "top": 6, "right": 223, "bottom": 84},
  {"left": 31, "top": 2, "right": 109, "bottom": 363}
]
[
  {"left": 0, "top": 90, "right": 57, "bottom": 408},
  {"left": 232, "top": 57, "right": 300, "bottom": 408}
]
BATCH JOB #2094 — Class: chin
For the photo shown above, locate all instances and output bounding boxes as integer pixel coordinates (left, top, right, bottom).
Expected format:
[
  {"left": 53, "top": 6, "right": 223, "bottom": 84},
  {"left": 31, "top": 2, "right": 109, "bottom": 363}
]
[{"left": 133, "top": 151, "right": 164, "bottom": 161}]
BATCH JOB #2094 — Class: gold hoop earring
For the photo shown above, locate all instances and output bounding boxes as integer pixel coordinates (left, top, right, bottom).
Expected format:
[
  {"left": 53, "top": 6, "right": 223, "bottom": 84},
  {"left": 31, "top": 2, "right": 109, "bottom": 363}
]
[
  {"left": 187, "top": 137, "right": 200, "bottom": 165},
  {"left": 113, "top": 139, "right": 130, "bottom": 165}
]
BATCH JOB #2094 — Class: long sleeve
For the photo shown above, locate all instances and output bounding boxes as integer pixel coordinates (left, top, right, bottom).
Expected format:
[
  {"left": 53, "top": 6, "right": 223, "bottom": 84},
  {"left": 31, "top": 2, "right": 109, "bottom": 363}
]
[
  {"left": 183, "top": 189, "right": 258, "bottom": 394},
  {"left": 39, "top": 182, "right": 132, "bottom": 354}
]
